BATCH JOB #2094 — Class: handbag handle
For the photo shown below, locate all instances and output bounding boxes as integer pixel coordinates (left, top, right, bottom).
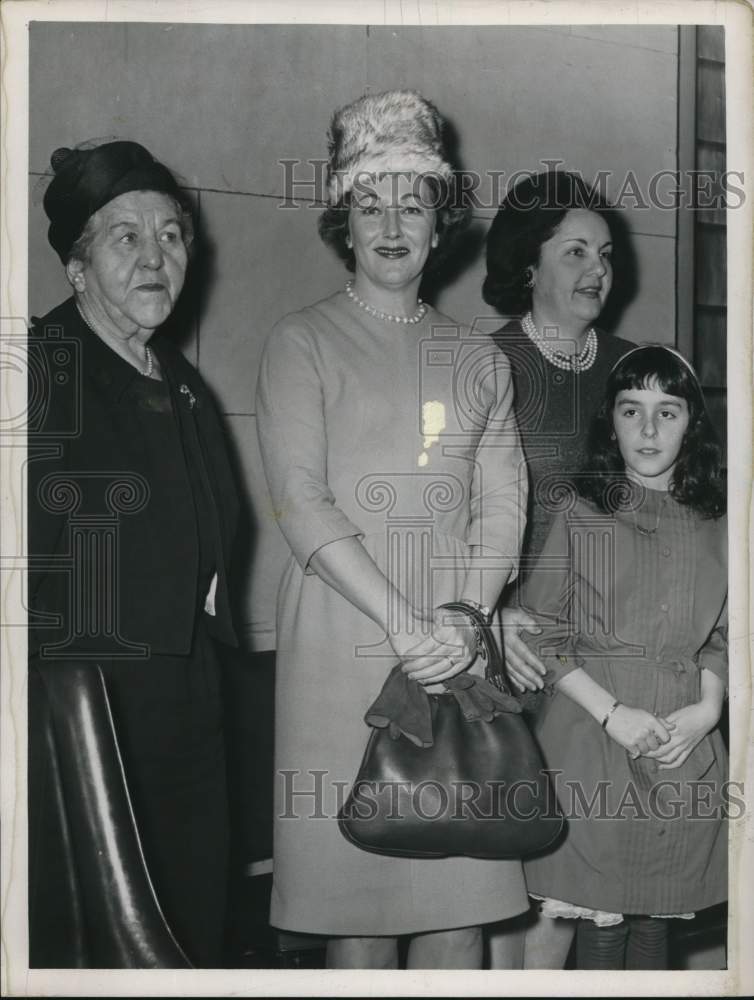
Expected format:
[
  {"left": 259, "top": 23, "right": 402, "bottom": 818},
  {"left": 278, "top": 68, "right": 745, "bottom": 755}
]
[{"left": 436, "top": 601, "right": 510, "bottom": 694}]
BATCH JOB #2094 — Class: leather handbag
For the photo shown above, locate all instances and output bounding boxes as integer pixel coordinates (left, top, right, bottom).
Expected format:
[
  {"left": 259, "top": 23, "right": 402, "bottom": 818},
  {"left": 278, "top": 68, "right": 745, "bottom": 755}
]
[{"left": 338, "top": 602, "right": 563, "bottom": 860}]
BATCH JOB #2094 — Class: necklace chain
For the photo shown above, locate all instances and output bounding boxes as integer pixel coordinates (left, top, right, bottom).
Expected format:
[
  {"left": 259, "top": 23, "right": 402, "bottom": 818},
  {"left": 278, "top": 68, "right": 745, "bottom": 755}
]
[
  {"left": 521, "top": 311, "right": 598, "bottom": 372},
  {"left": 632, "top": 495, "right": 668, "bottom": 536},
  {"left": 345, "top": 280, "right": 427, "bottom": 325},
  {"left": 77, "top": 304, "right": 154, "bottom": 377}
]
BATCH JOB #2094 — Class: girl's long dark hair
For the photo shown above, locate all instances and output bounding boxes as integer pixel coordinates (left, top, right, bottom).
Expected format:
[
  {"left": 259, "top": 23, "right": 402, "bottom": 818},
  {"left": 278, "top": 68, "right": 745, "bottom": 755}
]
[{"left": 579, "top": 346, "right": 726, "bottom": 518}]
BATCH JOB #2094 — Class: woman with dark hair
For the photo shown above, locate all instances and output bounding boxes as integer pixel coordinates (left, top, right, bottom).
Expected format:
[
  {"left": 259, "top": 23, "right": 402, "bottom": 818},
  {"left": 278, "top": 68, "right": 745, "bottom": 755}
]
[
  {"left": 483, "top": 170, "right": 639, "bottom": 968},
  {"left": 256, "top": 91, "right": 529, "bottom": 969},
  {"left": 28, "top": 141, "right": 239, "bottom": 967},
  {"left": 482, "top": 170, "right": 635, "bottom": 698},
  {"left": 515, "top": 345, "right": 727, "bottom": 968}
]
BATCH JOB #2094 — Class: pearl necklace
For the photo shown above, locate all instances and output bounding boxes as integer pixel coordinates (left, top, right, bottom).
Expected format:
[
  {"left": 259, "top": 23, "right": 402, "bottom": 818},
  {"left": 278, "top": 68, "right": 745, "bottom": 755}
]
[
  {"left": 139, "top": 346, "right": 154, "bottom": 378},
  {"left": 521, "top": 311, "right": 598, "bottom": 372},
  {"left": 345, "top": 280, "right": 427, "bottom": 325},
  {"left": 77, "top": 304, "right": 155, "bottom": 377}
]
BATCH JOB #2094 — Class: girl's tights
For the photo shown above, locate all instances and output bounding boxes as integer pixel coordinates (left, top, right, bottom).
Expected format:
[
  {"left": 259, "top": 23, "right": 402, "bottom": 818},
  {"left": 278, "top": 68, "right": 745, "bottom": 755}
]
[{"left": 577, "top": 916, "right": 668, "bottom": 969}]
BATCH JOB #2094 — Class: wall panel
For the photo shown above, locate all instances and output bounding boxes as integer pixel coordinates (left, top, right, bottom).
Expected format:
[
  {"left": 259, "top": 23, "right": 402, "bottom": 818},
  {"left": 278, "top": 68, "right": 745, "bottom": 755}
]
[
  {"left": 30, "top": 23, "right": 367, "bottom": 195},
  {"left": 365, "top": 26, "right": 678, "bottom": 237},
  {"left": 224, "top": 414, "right": 288, "bottom": 651},
  {"left": 196, "top": 191, "right": 345, "bottom": 411}
]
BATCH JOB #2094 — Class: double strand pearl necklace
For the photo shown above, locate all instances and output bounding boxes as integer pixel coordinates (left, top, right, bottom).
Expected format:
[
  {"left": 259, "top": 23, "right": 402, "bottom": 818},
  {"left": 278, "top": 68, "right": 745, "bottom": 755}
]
[
  {"left": 345, "top": 280, "right": 427, "bottom": 325},
  {"left": 77, "top": 304, "right": 154, "bottom": 377},
  {"left": 521, "top": 311, "right": 598, "bottom": 373}
]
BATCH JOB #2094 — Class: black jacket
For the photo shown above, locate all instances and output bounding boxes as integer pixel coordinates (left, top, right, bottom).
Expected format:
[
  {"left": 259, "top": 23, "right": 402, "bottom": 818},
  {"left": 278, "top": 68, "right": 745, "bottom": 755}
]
[{"left": 28, "top": 297, "right": 239, "bottom": 656}]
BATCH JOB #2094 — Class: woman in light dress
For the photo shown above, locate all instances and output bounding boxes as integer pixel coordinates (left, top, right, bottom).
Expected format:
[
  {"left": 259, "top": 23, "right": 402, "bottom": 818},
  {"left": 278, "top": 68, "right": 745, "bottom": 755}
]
[{"left": 256, "top": 90, "right": 529, "bottom": 969}]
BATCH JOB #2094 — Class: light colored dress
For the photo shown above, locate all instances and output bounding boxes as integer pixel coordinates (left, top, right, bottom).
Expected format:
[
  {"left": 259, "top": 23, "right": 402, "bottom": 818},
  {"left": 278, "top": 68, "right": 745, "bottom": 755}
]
[
  {"left": 256, "top": 290, "right": 529, "bottom": 935},
  {"left": 520, "top": 489, "right": 728, "bottom": 916}
]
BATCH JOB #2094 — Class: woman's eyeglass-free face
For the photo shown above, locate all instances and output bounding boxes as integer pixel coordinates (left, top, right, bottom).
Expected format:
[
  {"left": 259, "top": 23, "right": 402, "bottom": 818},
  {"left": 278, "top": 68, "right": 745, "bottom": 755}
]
[
  {"left": 530, "top": 208, "right": 614, "bottom": 332},
  {"left": 347, "top": 173, "right": 438, "bottom": 296},
  {"left": 67, "top": 190, "right": 188, "bottom": 339},
  {"left": 613, "top": 383, "right": 690, "bottom": 491}
]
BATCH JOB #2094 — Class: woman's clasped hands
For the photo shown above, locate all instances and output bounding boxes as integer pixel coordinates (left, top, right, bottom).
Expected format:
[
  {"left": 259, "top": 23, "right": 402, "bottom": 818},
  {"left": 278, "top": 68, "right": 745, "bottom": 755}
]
[{"left": 391, "top": 606, "right": 479, "bottom": 685}]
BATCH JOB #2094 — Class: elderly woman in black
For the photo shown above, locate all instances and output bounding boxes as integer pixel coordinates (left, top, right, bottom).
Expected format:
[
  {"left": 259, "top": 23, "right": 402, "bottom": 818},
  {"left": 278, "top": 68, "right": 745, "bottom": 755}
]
[{"left": 28, "top": 141, "right": 238, "bottom": 967}]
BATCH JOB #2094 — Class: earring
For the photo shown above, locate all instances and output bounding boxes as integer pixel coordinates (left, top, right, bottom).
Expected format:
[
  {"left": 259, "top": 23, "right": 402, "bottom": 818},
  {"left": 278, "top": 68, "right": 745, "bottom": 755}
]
[
  {"left": 431, "top": 233, "right": 439, "bottom": 248},
  {"left": 610, "top": 431, "right": 616, "bottom": 441},
  {"left": 524, "top": 267, "right": 535, "bottom": 289},
  {"left": 345, "top": 234, "right": 353, "bottom": 249}
]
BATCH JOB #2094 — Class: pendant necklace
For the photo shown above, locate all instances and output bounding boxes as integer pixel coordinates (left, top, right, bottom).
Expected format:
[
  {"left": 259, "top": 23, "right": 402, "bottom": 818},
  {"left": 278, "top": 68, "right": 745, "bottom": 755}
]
[{"left": 632, "top": 494, "right": 668, "bottom": 536}]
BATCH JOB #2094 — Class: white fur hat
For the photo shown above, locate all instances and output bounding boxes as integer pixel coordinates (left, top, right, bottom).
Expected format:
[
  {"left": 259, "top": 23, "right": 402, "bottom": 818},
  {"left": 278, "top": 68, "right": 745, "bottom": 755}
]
[{"left": 325, "top": 89, "right": 453, "bottom": 204}]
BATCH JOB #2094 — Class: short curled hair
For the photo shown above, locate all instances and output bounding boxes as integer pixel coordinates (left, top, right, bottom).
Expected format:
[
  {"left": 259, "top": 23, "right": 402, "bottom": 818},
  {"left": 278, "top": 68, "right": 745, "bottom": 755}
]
[
  {"left": 482, "top": 170, "right": 613, "bottom": 316},
  {"left": 578, "top": 345, "right": 726, "bottom": 519},
  {"left": 318, "top": 173, "right": 470, "bottom": 275},
  {"left": 68, "top": 192, "right": 195, "bottom": 266}
]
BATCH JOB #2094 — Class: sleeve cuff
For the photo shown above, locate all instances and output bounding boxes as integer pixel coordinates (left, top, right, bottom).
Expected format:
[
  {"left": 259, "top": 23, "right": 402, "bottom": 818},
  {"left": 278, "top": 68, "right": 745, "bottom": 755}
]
[
  {"left": 519, "top": 628, "right": 581, "bottom": 684},
  {"left": 276, "top": 511, "right": 364, "bottom": 575}
]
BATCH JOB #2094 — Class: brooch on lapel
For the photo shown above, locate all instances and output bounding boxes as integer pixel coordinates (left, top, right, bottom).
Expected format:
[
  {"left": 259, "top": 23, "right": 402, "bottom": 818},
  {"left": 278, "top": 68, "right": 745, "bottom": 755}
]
[{"left": 179, "top": 384, "right": 197, "bottom": 410}]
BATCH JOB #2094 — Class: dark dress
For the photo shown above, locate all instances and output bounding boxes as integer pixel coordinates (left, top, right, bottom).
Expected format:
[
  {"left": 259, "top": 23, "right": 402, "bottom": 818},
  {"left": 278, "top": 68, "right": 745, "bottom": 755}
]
[
  {"left": 492, "top": 318, "right": 635, "bottom": 575},
  {"left": 27, "top": 298, "right": 239, "bottom": 966},
  {"left": 519, "top": 491, "right": 728, "bottom": 915}
]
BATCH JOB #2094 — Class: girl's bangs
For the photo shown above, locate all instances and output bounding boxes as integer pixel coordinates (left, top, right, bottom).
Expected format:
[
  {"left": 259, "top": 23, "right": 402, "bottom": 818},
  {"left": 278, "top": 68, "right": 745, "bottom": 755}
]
[{"left": 612, "top": 348, "right": 698, "bottom": 402}]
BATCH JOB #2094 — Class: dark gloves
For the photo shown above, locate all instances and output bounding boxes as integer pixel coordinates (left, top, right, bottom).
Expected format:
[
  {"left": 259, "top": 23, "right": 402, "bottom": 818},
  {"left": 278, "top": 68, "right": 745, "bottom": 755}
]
[
  {"left": 365, "top": 665, "right": 522, "bottom": 748},
  {"left": 443, "top": 672, "right": 522, "bottom": 721},
  {"left": 365, "top": 665, "right": 434, "bottom": 747}
]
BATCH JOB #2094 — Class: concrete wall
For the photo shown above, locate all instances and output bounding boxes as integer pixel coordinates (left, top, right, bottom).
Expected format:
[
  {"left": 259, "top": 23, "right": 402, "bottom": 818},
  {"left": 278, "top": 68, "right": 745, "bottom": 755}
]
[{"left": 29, "top": 23, "right": 681, "bottom": 649}]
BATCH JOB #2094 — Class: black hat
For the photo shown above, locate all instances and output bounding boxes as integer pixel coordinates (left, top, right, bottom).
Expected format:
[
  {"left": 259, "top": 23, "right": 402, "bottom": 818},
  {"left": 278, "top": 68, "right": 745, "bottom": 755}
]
[{"left": 43, "top": 141, "right": 185, "bottom": 263}]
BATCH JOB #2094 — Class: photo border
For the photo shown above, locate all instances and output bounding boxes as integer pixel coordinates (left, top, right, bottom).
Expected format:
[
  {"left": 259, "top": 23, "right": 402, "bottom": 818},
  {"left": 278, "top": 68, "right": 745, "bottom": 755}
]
[{"left": 2, "top": 1, "right": 751, "bottom": 996}]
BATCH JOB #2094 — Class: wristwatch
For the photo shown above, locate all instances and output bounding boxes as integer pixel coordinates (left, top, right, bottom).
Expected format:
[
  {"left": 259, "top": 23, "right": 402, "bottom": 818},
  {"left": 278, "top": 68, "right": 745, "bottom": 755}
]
[{"left": 456, "top": 599, "right": 492, "bottom": 624}]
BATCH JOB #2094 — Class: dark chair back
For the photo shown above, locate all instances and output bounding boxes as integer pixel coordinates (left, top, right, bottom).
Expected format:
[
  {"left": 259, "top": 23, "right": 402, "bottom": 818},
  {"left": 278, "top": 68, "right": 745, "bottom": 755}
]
[{"left": 29, "top": 660, "right": 191, "bottom": 968}]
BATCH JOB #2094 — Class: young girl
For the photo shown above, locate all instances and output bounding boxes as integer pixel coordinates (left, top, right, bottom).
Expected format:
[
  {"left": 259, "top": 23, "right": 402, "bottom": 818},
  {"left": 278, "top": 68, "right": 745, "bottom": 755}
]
[{"left": 517, "top": 345, "right": 728, "bottom": 969}]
